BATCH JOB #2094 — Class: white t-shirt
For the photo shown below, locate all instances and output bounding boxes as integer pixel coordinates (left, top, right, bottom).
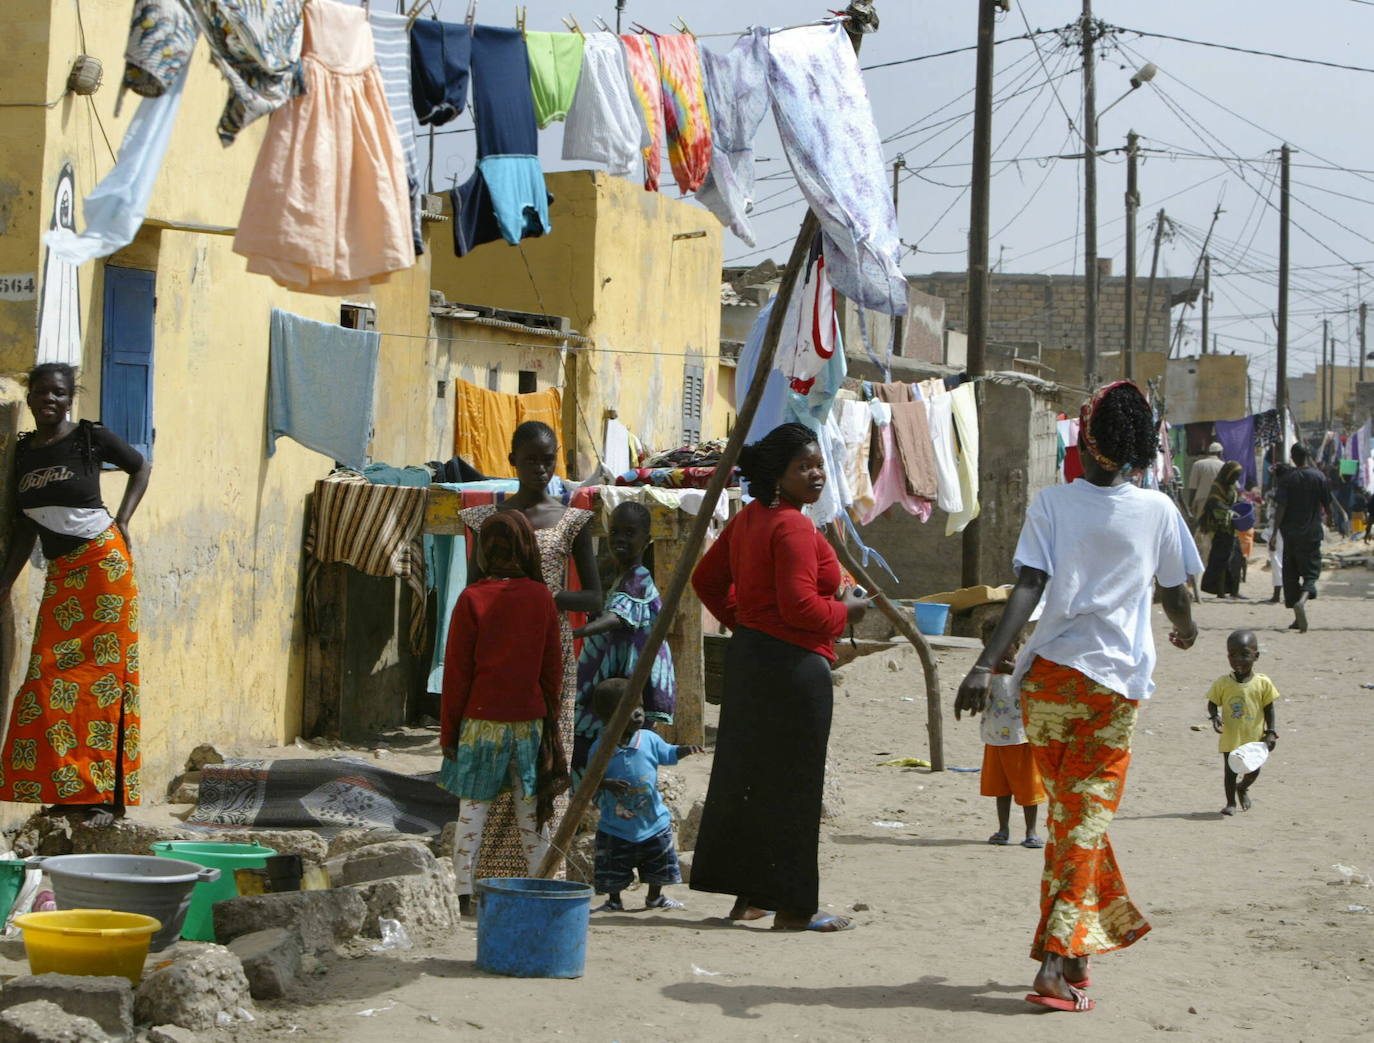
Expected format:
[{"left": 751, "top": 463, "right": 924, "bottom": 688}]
[
  {"left": 980, "top": 674, "right": 1026, "bottom": 746},
  {"left": 1011, "top": 479, "right": 1202, "bottom": 701}
]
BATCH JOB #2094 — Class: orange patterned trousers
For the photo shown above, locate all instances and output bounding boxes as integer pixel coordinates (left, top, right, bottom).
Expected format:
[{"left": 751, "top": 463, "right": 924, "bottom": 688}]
[
  {"left": 0, "top": 526, "right": 140, "bottom": 806},
  {"left": 1021, "top": 657, "right": 1149, "bottom": 961}
]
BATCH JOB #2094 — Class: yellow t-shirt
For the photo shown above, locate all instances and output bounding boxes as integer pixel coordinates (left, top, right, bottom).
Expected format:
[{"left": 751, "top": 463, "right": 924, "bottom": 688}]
[{"left": 1206, "top": 673, "right": 1279, "bottom": 753}]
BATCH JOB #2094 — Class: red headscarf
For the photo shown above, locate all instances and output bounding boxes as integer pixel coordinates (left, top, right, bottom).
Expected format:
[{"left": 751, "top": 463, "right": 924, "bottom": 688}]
[
  {"left": 1079, "top": 379, "right": 1147, "bottom": 471},
  {"left": 478, "top": 510, "right": 542, "bottom": 581}
]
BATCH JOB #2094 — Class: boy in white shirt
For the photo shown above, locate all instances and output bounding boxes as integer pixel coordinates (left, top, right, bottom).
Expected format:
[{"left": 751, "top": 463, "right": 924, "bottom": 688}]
[{"left": 976, "top": 613, "right": 1044, "bottom": 848}]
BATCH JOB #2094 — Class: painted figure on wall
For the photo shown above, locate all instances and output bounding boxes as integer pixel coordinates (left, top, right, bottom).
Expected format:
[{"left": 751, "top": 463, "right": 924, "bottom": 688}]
[{"left": 37, "top": 165, "right": 82, "bottom": 367}]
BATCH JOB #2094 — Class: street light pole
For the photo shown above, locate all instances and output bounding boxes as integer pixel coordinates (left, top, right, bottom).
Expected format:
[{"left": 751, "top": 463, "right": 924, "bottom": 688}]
[{"left": 1277, "top": 144, "right": 1291, "bottom": 423}]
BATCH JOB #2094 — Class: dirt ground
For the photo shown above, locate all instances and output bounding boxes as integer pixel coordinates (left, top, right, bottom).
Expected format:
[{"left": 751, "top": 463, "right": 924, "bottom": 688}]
[{"left": 108, "top": 540, "right": 1374, "bottom": 1040}]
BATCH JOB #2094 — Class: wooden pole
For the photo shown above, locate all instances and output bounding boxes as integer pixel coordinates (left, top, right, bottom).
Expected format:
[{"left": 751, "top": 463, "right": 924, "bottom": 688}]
[
  {"left": 961, "top": 0, "right": 996, "bottom": 590},
  {"left": 1081, "top": 0, "right": 1099, "bottom": 389},
  {"left": 1277, "top": 144, "right": 1290, "bottom": 421},
  {"left": 1124, "top": 131, "right": 1139, "bottom": 379},
  {"left": 535, "top": 5, "right": 879, "bottom": 880},
  {"left": 825, "top": 526, "right": 944, "bottom": 771},
  {"left": 1139, "top": 208, "right": 1165, "bottom": 356}
]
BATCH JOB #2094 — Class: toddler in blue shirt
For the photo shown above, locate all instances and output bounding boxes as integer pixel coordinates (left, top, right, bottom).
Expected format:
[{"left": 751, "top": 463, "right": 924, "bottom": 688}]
[{"left": 588, "top": 678, "right": 702, "bottom": 912}]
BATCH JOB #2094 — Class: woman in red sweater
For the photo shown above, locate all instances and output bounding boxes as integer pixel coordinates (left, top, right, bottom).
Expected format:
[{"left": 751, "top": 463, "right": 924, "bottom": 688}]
[
  {"left": 441, "top": 511, "right": 568, "bottom": 912},
  {"left": 690, "top": 423, "right": 870, "bottom": 932}
]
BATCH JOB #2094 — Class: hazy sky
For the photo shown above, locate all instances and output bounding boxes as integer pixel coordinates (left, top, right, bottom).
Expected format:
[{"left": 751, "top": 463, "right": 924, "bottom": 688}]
[{"left": 396, "top": 0, "right": 1374, "bottom": 402}]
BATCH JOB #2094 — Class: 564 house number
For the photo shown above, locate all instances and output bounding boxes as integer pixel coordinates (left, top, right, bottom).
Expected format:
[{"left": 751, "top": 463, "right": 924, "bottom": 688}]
[{"left": 0, "top": 275, "right": 37, "bottom": 300}]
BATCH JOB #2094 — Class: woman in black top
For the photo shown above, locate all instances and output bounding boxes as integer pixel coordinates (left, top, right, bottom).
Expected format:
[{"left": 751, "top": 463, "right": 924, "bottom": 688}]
[{"left": 0, "top": 363, "right": 151, "bottom": 821}]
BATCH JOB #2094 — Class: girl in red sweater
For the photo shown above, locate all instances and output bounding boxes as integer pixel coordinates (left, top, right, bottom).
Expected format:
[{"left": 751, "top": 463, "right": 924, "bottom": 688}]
[{"left": 441, "top": 511, "right": 568, "bottom": 912}]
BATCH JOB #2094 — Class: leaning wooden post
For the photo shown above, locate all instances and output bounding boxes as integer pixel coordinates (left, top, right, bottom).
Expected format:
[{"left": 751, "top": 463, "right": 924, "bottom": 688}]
[
  {"left": 536, "top": 4, "right": 880, "bottom": 878},
  {"left": 823, "top": 526, "right": 944, "bottom": 770}
]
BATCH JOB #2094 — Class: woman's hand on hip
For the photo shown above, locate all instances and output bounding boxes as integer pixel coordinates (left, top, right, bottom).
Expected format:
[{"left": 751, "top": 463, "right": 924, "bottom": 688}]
[
  {"left": 954, "top": 667, "right": 993, "bottom": 721},
  {"left": 115, "top": 519, "right": 132, "bottom": 549}
]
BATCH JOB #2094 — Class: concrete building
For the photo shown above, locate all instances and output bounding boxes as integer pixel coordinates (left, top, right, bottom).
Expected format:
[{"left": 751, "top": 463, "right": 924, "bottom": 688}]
[{"left": 0, "top": 1, "right": 724, "bottom": 806}]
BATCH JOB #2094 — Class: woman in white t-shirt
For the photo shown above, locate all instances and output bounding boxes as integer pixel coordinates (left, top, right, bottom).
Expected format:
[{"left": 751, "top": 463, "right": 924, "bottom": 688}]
[{"left": 955, "top": 381, "right": 1202, "bottom": 1014}]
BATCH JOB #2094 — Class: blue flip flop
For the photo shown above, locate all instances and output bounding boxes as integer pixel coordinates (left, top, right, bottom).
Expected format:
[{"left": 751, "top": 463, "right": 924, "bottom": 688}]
[
  {"left": 988, "top": 830, "right": 1010, "bottom": 846},
  {"left": 772, "top": 914, "right": 855, "bottom": 932}
]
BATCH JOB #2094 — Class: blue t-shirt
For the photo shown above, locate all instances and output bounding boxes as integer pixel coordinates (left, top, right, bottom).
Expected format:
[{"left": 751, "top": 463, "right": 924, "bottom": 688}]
[{"left": 590, "top": 729, "right": 679, "bottom": 843}]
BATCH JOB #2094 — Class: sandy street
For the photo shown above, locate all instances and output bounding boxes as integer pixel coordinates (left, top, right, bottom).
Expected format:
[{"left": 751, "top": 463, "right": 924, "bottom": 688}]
[{"left": 217, "top": 541, "right": 1373, "bottom": 1042}]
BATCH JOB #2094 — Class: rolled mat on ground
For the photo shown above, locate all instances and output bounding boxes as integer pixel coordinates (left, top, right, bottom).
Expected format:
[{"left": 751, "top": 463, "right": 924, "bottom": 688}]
[{"left": 185, "top": 758, "right": 459, "bottom": 836}]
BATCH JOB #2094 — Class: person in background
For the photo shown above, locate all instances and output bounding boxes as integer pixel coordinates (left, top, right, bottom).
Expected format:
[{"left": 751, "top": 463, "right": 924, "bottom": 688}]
[
  {"left": 441, "top": 511, "right": 566, "bottom": 916},
  {"left": 571, "top": 501, "right": 675, "bottom": 786},
  {"left": 1274, "top": 443, "right": 1331, "bottom": 633},
  {"left": 1365, "top": 486, "right": 1374, "bottom": 545},
  {"left": 690, "top": 423, "right": 869, "bottom": 933},
  {"left": 1205, "top": 629, "right": 1279, "bottom": 817},
  {"left": 589, "top": 679, "right": 701, "bottom": 912},
  {"left": 1199, "top": 461, "right": 1245, "bottom": 600},
  {"left": 956, "top": 381, "right": 1200, "bottom": 1014},
  {"left": 0, "top": 363, "right": 150, "bottom": 823},
  {"left": 1187, "top": 442, "right": 1226, "bottom": 524},
  {"left": 1264, "top": 463, "right": 1292, "bottom": 604},
  {"left": 973, "top": 612, "right": 1044, "bottom": 850},
  {"left": 460, "top": 421, "right": 601, "bottom": 879}
]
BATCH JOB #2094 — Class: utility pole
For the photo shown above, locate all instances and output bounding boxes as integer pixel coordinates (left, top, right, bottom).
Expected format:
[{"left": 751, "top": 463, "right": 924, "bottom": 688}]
[
  {"left": 1140, "top": 208, "right": 1166, "bottom": 356},
  {"left": 891, "top": 154, "right": 907, "bottom": 358},
  {"left": 962, "top": 0, "right": 997, "bottom": 588},
  {"left": 1200, "top": 254, "right": 1210, "bottom": 354},
  {"left": 1360, "top": 301, "right": 1367, "bottom": 383},
  {"left": 1321, "top": 318, "right": 1329, "bottom": 430},
  {"left": 1124, "top": 131, "right": 1139, "bottom": 380},
  {"left": 1081, "top": 0, "right": 1099, "bottom": 388},
  {"left": 1277, "top": 144, "right": 1291, "bottom": 423}
]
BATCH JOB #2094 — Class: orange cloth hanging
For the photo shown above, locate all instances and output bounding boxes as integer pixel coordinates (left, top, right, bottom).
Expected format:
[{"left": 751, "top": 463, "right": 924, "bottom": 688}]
[
  {"left": 454, "top": 379, "right": 563, "bottom": 477},
  {"left": 620, "top": 34, "right": 664, "bottom": 192},
  {"left": 653, "top": 33, "right": 712, "bottom": 194}
]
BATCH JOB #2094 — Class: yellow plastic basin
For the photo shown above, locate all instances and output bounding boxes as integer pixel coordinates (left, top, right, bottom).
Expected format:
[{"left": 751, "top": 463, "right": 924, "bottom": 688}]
[{"left": 14, "top": 909, "right": 161, "bottom": 984}]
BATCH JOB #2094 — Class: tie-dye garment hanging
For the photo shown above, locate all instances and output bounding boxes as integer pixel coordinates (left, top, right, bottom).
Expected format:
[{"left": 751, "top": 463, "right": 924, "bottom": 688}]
[
  {"left": 653, "top": 33, "right": 712, "bottom": 195},
  {"left": 620, "top": 33, "right": 663, "bottom": 191}
]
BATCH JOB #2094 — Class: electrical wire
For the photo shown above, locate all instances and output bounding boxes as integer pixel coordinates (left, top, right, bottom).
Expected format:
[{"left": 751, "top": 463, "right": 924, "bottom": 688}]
[{"left": 1114, "top": 23, "right": 1374, "bottom": 76}]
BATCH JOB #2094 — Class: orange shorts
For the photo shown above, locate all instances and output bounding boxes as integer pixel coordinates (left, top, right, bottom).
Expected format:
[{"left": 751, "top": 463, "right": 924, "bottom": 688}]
[{"left": 980, "top": 743, "right": 1046, "bottom": 806}]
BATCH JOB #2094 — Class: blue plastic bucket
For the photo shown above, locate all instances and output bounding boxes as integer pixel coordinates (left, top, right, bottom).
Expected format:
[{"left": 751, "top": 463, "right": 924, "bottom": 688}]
[
  {"left": 475, "top": 877, "right": 592, "bottom": 978},
  {"left": 913, "top": 602, "right": 950, "bottom": 636},
  {"left": 1230, "top": 501, "right": 1256, "bottom": 531}
]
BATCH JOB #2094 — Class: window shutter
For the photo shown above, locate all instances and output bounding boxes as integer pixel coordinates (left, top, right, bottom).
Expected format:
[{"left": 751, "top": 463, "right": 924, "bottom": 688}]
[
  {"left": 101, "top": 266, "right": 156, "bottom": 460},
  {"left": 681, "top": 362, "right": 704, "bottom": 445}
]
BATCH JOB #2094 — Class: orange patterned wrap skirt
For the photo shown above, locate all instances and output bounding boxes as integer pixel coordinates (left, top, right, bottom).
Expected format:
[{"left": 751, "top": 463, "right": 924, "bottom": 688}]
[
  {"left": 1, "top": 526, "right": 140, "bottom": 806},
  {"left": 1020, "top": 656, "right": 1149, "bottom": 961}
]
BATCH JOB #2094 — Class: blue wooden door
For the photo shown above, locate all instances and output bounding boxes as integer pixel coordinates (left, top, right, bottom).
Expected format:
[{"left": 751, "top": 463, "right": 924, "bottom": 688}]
[{"left": 101, "top": 266, "right": 155, "bottom": 459}]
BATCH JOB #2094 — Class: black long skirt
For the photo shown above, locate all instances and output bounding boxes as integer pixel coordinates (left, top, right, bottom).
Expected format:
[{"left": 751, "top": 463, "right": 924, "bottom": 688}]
[
  {"left": 1200, "top": 528, "right": 1241, "bottom": 597},
  {"left": 690, "top": 626, "right": 833, "bottom": 915}
]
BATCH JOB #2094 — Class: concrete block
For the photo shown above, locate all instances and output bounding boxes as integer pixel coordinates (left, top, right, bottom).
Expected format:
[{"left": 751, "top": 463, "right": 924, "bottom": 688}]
[
  {"left": 325, "top": 829, "right": 410, "bottom": 860},
  {"left": 69, "top": 820, "right": 189, "bottom": 857},
  {"left": 146, "top": 1027, "right": 197, "bottom": 1043},
  {"left": 347, "top": 867, "right": 459, "bottom": 937},
  {"left": 339, "top": 841, "right": 436, "bottom": 886},
  {"left": 0, "top": 974, "right": 132, "bottom": 1040},
  {"left": 226, "top": 927, "right": 303, "bottom": 1000},
  {"left": 212, "top": 889, "right": 367, "bottom": 953},
  {"left": 0, "top": 1000, "right": 106, "bottom": 1043},
  {"left": 206, "top": 830, "right": 328, "bottom": 863},
  {"left": 184, "top": 745, "right": 224, "bottom": 772},
  {"left": 132, "top": 945, "right": 252, "bottom": 1032}
]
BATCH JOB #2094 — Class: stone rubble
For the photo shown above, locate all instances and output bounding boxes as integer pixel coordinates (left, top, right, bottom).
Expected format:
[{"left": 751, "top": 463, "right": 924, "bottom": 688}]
[
  {"left": 226, "top": 927, "right": 304, "bottom": 1000},
  {"left": 131, "top": 945, "right": 253, "bottom": 1033},
  {"left": 212, "top": 889, "right": 367, "bottom": 953},
  {"left": 0, "top": 975, "right": 132, "bottom": 1041},
  {"left": 0, "top": 1000, "right": 107, "bottom": 1043}
]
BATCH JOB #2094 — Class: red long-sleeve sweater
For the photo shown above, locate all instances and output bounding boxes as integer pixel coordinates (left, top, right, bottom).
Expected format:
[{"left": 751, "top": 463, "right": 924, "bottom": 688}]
[
  {"left": 440, "top": 577, "right": 562, "bottom": 749},
  {"left": 691, "top": 499, "right": 848, "bottom": 660}
]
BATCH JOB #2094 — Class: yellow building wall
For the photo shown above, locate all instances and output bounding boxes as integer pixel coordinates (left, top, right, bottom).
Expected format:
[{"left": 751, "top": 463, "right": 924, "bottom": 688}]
[
  {"left": 429, "top": 171, "right": 725, "bottom": 476},
  {"left": 1298, "top": 365, "right": 1363, "bottom": 424},
  {"left": 0, "top": 1, "right": 437, "bottom": 806}
]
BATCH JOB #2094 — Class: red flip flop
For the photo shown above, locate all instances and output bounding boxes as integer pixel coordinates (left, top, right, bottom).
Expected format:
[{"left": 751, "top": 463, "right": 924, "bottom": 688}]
[
  {"left": 1025, "top": 993, "right": 1095, "bottom": 1012},
  {"left": 1066, "top": 976, "right": 1091, "bottom": 989}
]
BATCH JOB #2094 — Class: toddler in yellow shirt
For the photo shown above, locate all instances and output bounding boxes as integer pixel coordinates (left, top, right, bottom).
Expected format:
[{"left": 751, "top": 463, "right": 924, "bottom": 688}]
[{"left": 1205, "top": 629, "right": 1278, "bottom": 816}]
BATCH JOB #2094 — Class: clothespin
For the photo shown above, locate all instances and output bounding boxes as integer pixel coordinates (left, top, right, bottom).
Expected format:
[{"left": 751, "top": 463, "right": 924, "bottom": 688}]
[
  {"left": 465, "top": 0, "right": 478, "bottom": 29},
  {"left": 405, "top": 0, "right": 435, "bottom": 30},
  {"left": 515, "top": 5, "right": 526, "bottom": 36},
  {"left": 561, "top": 14, "right": 584, "bottom": 37},
  {"left": 671, "top": 16, "right": 695, "bottom": 38},
  {"left": 629, "top": 21, "right": 651, "bottom": 34},
  {"left": 593, "top": 16, "right": 611, "bottom": 32}
]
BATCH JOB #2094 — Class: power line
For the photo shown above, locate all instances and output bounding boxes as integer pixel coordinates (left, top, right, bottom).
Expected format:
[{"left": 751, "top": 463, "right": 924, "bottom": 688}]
[
  {"left": 1114, "top": 23, "right": 1374, "bottom": 75},
  {"left": 858, "top": 26, "right": 1064, "bottom": 72}
]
